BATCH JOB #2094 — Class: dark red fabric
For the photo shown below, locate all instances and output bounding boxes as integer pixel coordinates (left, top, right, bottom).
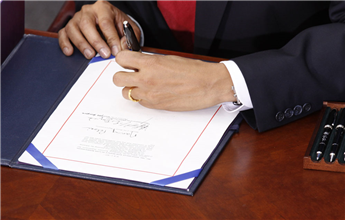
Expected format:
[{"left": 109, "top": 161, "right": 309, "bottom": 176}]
[{"left": 157, "top": 1, "right": 196, "bottom": 52}]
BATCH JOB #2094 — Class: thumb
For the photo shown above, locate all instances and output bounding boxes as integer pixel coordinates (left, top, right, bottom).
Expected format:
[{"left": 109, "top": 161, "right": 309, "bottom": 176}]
[{"left": 120, "top": 36, "right": 129, "bottom": 50}]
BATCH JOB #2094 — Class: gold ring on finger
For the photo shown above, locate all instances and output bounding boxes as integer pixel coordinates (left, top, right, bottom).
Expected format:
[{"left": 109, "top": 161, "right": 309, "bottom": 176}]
[{"left": 128, "top": 88, "right": 141, "bottom": 102}]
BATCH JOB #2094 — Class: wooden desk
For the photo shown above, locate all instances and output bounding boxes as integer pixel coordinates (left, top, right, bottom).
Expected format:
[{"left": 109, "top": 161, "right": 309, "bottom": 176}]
[{"left": 2, "top": 30, "right": 344, "bottom": 220}]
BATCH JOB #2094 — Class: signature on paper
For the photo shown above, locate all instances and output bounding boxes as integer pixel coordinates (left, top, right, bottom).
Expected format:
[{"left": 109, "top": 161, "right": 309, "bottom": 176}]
[{"left": 82, "top": 112, "right": 150, "bottom": 137}]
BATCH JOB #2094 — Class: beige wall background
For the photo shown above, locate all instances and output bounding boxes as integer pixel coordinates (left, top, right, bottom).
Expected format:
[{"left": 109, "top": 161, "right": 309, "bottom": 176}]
[{"left": 25, "top": 1, "right": 66, "bottom": 31}]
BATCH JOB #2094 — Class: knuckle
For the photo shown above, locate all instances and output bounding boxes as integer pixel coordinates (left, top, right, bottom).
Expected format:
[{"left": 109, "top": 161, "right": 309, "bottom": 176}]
[
  {"left": 99, "top": 18, "right": 113, "bottom": 29},
  {"left": 75, "top": 42, "right": 87, "bottom": 51},
  {"left": 106, "top": 36, "right": 119, "bottom": 45},
  {"left": 80, "top": 4, "right": 91, "bottom": 13},
  {"left": 95, "top": 0, "right": 109, "bottom": 7},
  {"left": 79, "top": 18, "right": 91, "bottom": 30},
  {"left": 58, "top": 29, "right": 64, "bottom": 37},
  {"left": 64, "top": 20, "right": 76, "bottom": 34},
  {"left": 89, "top": 39, "right": 102, "bottom": 48},
  {"left": 58, "top": 30, "right": 68, "bottom": 46},
  {"left": 95, "top": 1, "right": 114, "bottom": 14}
]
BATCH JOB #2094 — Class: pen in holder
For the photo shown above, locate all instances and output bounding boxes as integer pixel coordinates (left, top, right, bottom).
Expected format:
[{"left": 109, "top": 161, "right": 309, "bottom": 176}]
[{"left": 304, "top": 102, "right": 345, "bottom": 172}]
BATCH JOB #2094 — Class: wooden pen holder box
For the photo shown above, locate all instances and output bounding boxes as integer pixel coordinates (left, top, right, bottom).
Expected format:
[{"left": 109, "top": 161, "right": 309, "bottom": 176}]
[{"left": 303, "top": 102, "right": 345, "bottom": 172}]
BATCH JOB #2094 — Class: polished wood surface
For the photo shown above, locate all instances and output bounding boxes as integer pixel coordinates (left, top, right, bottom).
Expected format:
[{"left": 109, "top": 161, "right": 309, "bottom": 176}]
[{"left": 2, "top": 30, "right": 344, "bottom": 220}]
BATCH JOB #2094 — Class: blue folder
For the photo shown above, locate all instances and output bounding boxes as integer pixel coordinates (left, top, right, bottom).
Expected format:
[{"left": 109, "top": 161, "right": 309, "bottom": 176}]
[{"left": 1, "top": 34, "right": 242, "bottom": 196}]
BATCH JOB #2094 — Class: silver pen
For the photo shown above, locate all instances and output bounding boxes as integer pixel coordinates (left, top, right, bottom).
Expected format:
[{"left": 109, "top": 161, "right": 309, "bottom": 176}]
[{"left": 123, "top": 21, "right": 141, "bottom": 52}]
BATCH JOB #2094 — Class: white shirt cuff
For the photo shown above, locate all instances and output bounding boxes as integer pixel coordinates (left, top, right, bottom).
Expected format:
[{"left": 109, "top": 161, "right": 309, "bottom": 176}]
[{"left": 220, "top": 60, "right": 253, "bottom": 113}]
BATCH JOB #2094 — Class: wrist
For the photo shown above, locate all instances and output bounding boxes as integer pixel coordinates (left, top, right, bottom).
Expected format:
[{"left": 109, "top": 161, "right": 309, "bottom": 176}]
[{"left": 210, "top": 63, "right": 236, "bottom": 104}]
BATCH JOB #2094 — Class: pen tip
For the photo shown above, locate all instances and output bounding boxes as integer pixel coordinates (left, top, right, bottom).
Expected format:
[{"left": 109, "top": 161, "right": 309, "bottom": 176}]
[{"left": 316, "top": 152, "right": 321, "bottom": 161}]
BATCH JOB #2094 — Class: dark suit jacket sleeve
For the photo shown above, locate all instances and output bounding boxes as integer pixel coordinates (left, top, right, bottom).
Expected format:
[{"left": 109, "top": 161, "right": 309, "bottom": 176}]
[{"left": 233, "top": 1, "right": 345, "bottom": 132}]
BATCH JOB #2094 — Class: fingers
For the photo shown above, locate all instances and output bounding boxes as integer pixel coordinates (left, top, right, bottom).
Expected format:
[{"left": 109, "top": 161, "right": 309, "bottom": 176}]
[
  {"left": 58, "top": 28, "right": 74, "bottom": 56},
  {"left": 115, "top": 50, "right": 153, "bottom": 70},
  {"left": 113, "top": 70, "right": 138, "bottom": 87},
  {"left": 58, "top": 2, "right": 122, "bottom": 59},
  {"left": 78, "top": 10, "right": 111, "bottom": 58},
  {"left": 94, "top": 4, "right": 121, "bottom": 56},
  {"left": 57, "top": 1, "right": 142, "bottom": 59},
  {"left": 63, "top": 11, "right": 97, "bottom": 59},
  {"left": 98, "top": 18, "right": 121, "bottom": 56},
  {"left": 113, "top": 51, "right": 153, "bottom": 90}
]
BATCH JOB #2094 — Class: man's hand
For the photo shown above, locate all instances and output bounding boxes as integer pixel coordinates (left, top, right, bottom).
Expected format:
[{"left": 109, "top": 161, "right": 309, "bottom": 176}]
[
  {"left": 58, "top": 0, "right": 141, "bottom": 59},
  {"left": 113, "top": 51, "right": 235, "bottom": 111}
]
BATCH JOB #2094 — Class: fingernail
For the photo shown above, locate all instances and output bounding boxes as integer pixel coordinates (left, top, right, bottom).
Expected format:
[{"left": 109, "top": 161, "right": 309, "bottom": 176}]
[
  {"left": 112, "top": 45, "right": 119, "bottom": 55},
  {"left": 63, "top": 47, "right": 69, "bottom": 55},
  {"left": 83, "top": 48, "right": 93, "bottom": 59},
  {"left": 99, "top": 47, "right": 110, "bottom": 58}
]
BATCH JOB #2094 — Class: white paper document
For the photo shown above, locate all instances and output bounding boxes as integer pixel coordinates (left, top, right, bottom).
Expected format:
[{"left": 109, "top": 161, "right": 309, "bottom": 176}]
[{"left": 19, "top": 55, "right": 238, "bottom": 189}]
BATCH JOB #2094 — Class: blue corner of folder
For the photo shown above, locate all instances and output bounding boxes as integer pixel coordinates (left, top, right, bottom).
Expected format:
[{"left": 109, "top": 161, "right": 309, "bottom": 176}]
[
  {"left": 26, "top": 143, "right": 58, "bottom": 170},
  {"left": 89, "top": 55, "right": 115, "bottom": 64},
  {"left": 149, "top": 168, "right": 202, "bottom": 186}
]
